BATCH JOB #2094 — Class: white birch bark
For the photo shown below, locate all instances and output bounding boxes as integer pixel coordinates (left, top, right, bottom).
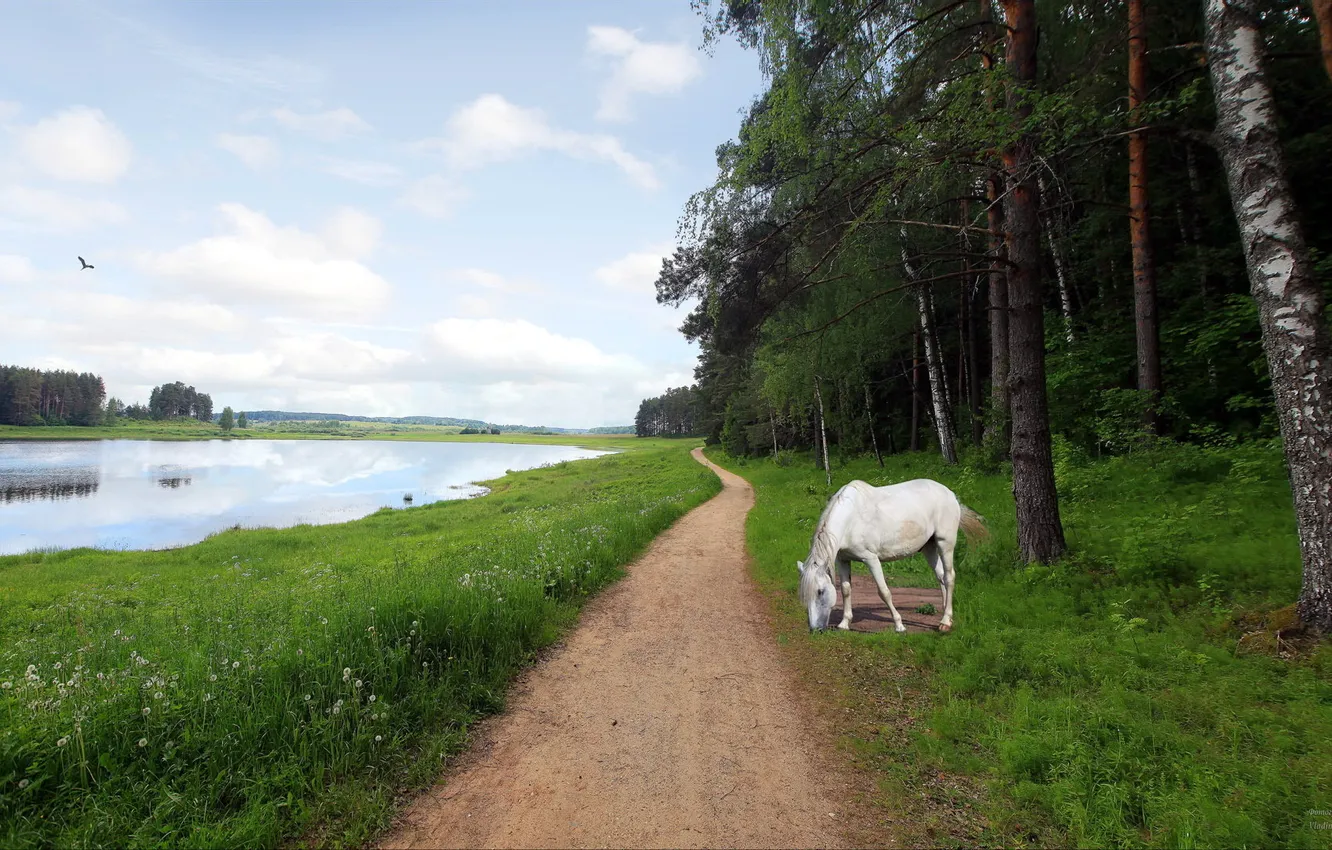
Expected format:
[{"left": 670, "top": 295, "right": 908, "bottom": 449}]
[{"left": 1206, "top": 0, "right": 1332, "bottom": 632}]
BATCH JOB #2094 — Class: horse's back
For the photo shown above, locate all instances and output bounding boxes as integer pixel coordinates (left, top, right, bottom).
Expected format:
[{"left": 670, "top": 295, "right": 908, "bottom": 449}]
[{"left": 830, "top": 478, "right": 960, "bottom": 559}]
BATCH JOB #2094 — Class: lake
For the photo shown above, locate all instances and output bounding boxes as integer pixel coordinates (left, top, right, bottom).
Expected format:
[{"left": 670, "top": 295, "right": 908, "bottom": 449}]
[{"left": 0, "top": 439, "right": 610, "bottom": 555}]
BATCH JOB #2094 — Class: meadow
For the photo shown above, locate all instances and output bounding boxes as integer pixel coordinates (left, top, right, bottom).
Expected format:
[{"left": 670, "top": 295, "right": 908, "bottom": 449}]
[
  {"left": 0, "top": 441, "right": 717, "bottom": 847},
  {"left": 710, "top": 440, "right": 1332, "bottom": 848}
]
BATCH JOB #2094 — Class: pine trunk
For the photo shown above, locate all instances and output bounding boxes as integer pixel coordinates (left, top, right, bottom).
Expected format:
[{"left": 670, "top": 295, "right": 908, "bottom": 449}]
[
  {"left": 1002, "top": 0, "right": 1067, "bottom": 564},
  {"left": 1315, "top": 0, "right": 1332, "bottom": 82},
  {"left": 985, "top": 172, "right": 1011, "bottom": 451},
  {"left": 1129, "top": 0, "right": 1163, "bottom": 433},
  {"left": 1206, "top": 0, "right": 1332, "bottom": 633}
]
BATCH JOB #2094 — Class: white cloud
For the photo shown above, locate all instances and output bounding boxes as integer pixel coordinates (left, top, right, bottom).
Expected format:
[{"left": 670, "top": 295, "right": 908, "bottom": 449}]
[
  {"left": 136, "top": 203, "right": 390, "bottom": 318},
  {"left": 0, "top": 254, "right": 36, "bottom": 283},
  {"left": 321, "top": 207, "right": 382, "bottom": 260},
  {"left": 587, "top": 26, "right": 702, "bottom": 122},
  {"left": 441, "top": 267, "right": 539, "bottom": 295},
  {"left": 594, "top": 242, "right": 673, "bottom": 294},
  {"left": 0, "top": 101, "right": 20, "bottom": 123},
  {"left": 398, "top": 174, "right": 469, "bottom": 218},
  {"left": 0, "top": 186, "right": 128, "bottom": 231},
  {"left": 322, "top": 158, "right": 403, "bottom": 186},
  {"left": 421, "top": 94, "right": 659, "bottom": 189},
  {"left": 216, "top": 133, "right": 278, "bottom": 169},
  {"left": 271, "top": 106, "right": 371, "bottom": 140},
  {"left": 19, "top": 106, "right": 132, "bottom": 183},
  {"left": 427, "top": 317, "right": 644, "bottom": 384}
]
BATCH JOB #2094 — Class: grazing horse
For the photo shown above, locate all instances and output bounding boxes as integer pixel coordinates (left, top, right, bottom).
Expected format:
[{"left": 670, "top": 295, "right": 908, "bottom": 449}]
[{"left": 797, "top": 479, "right": 989, "bottom": 633}]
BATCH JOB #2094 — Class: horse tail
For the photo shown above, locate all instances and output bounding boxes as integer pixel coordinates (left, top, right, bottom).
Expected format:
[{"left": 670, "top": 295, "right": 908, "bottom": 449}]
[{"left": 958, "top": 505, "right": 991, "bottom": 542}]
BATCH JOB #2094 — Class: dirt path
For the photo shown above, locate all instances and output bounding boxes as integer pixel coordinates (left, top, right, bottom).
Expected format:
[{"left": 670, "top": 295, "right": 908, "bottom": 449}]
[{"left": 381, "top": 448, "right": 858, "bottom": 849}]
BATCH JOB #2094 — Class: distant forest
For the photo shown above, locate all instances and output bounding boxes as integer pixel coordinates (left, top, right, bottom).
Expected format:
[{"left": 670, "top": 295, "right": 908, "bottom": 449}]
[
  {"left": 635, "top": 387, "right": 703, "bottom": 437},
  {"left": 0, "top": 366, "right": 106, "bottom": 426},
  {"left": 0, "top": 385, "right": 632, "bottom": 433}
]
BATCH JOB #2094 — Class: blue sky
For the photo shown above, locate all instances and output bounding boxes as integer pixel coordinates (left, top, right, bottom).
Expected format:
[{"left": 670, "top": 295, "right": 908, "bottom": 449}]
[{"left": 0, "top": 0, "right": 762, "bottom": 427}]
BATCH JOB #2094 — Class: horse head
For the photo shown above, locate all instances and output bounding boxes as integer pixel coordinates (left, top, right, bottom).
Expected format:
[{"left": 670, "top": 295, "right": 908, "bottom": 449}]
[{"left": 797, "top": 558, "right": 836, "bottom": 632}]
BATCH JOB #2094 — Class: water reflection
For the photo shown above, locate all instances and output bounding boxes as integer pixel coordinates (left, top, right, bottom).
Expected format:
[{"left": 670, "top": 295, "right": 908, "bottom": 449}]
[
  {"left": 1, "top": 467, "right": 101, "bottom": 503},
  {"left": 0, "top": 439, "right": 608, "bottom": 554}
]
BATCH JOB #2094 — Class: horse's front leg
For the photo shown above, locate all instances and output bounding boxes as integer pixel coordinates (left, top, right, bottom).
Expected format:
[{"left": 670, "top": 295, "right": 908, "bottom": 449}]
[
  {"left": 863, "top": 554, "right": 906, "bottom": 633},
  {"left": 836, "top": 557, "right": 853, "bottom": 630}
]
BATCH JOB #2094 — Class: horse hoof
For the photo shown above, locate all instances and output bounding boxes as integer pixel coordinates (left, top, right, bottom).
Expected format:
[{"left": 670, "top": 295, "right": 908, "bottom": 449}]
[
  {"left": 838, "top": 622, "right": 852, "bottom": 631},
  {"left": 939, "top": 623, "right": 952, "bottom": 633},
  {"left": 894, "top": 624, "right": 907, "bottom": 633}
]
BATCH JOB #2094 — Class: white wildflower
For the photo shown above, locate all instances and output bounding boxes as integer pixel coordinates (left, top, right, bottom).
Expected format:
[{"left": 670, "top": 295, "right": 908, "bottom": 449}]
[
  {"left": 374, "top": 735, "right": 382, "bottom": 742},
  {"left": 138, "top": 738, "right": 147, "bottom": 748},
  {"left": 354, "top": 679, "right": 363, "bottom": 689},
  {"left": 18, "top": 779, "right": 29, "bottom": 789},
  {"left": 57, "top": 737, "right": 68, "bottom": 747},
  {"left": 142, "top": 707, "right": 150, "bottom": 716},
  {"left": 368, "top": 694, "right": 376, "bottom": 703}
]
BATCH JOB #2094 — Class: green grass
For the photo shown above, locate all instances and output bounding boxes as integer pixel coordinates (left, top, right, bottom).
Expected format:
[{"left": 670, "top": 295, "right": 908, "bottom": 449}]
[
  {"left": 710, "top": 440, "right": 1332, "bottom": 849},
  {"left": 0, "top": 443, "right": 718, "bottom": 847}
]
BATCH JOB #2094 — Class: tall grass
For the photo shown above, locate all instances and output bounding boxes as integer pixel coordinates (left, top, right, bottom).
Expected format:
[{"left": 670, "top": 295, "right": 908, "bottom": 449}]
[
  {"left": 713, "top": 440, "right": 1332, "bottom": 848},
  {"left": 0, "top": 446, "right": 719, "bottom": 847}
]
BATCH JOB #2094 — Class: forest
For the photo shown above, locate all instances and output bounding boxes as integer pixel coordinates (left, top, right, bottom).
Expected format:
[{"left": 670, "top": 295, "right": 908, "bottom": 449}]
[
  {"left": 0, "top": 366, "right": 106, "bottom": 426},
  {"left": 647, "top": 0, "right": 1332, "bottom": 629}
]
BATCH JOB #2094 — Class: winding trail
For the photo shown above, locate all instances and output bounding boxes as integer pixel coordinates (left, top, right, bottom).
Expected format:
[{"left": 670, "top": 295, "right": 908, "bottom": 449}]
[{"left": 381, "top": 448, "right": 857, "bottom": 849}]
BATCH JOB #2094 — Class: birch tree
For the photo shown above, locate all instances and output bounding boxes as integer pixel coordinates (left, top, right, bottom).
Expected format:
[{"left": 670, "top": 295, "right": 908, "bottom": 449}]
[{"left": 1205, "top": 0, "right": 1332, "bottom": 632}]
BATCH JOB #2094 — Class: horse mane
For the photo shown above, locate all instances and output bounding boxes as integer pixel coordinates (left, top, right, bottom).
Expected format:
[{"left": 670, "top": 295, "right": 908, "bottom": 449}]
[{"left": 805, "top": 482, "right": 869, "bottom": 577}]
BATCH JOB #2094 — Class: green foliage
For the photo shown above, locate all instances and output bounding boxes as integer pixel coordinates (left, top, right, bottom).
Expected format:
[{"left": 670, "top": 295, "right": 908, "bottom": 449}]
[
  {"left": 219, "top": 407, "right": 234, "bottom": 432},
  {"left": 0, "top": 447, "right": 721, "bottom": 846},
  {"left": 710, "top": 441, "right": 1330, "bottom": 848}
]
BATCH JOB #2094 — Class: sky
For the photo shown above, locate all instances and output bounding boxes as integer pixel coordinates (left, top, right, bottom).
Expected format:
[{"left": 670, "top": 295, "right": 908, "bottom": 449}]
[{"left": 0, "top": 0, "right": 763, "bottom": 428}]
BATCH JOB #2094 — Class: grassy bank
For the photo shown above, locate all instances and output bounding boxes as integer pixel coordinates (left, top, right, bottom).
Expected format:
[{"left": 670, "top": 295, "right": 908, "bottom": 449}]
[
  {"left": 0, "top": 420, "right": 655, "bottom": 451},
  {"left": 709, "top": 441, "right": 1332, "bottom": 848},
  {"left": 0, "top": 444, "right": 718, "bottom": 847}
]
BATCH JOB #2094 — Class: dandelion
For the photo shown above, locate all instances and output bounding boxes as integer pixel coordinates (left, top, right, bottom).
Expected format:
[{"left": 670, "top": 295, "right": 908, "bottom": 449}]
[
  {"left": 1, "top": 682, "right": 11, "bottom": 690},
  {"left": 209, "top": 674, "right": 217, "bottom": 682},
  {"left": 231, "top": 661, "right": 240, "bottom": 669},
  {"left": 332, "top": 705, "right": 341, "bottom": 715},
  {"left": 154, "top": 692, "right": 163, "bottom": 700},
  {"left": 375, "top": 735, "right": 382, "bottom": 742},
  {"left": 368, "top": 694, "right": 376, "bottom": 703},
  {"left": 412, "top": 620, "right": 419, "bottom": 628},
  {"left": 342, "top": 668, "right": 351, "bottom": 682},
  {"left": 354, "top": 679, "right": 363, "bottom": 689},
  {"left": 142, "top": 707, "right": 150, "bottom": 716},
  {"left": 57, "top": 737, "right": 68, "bottom": 747},
  {"left": 297, "top": 649, "right": 303, "bottom": 656},
  {"left": 19, "top": 779, "right": 29, "bottom": 789},
  {"left": 138, "top": 738, "right": 147, "bottom": 748},
  {"left": 304, "top": 694, "right": 312, "bottom": 702},
  {"left": 53, "top": 662, "right": 62, "bottom": 670},
  {"left": 371, "top": 713, "right": 379, "bottom": 721},
  {"left": 320, "top": 617, "right": 328, "bottom": 625}
]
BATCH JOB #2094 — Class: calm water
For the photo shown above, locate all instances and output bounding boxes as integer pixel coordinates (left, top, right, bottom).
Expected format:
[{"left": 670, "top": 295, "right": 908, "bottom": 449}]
[{"left": 0, "top": 439, "right": 610, "bottom": 555}]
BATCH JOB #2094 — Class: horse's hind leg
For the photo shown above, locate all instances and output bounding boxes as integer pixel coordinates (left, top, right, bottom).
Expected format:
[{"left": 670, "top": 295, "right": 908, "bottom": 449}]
[
  {"left": 863, "top": 554, "right": 906, "bottom": 633},
  {"left": 925, "top": 538, "right": 957, "bottom": 632},
  {"left": 836, "top": 557, "right": 853, "bottom": 630}
]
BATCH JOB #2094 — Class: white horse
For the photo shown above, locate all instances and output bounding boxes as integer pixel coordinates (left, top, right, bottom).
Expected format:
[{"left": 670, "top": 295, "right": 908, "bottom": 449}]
[{"left": 797, "top": 479, "right": 989, "bottom": 633}]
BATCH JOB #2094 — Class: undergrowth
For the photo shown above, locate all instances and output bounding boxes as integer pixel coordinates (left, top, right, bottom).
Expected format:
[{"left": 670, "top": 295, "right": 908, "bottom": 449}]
[
  {"left": 0, "top": 445, "right": 718, "bottom": 847},
  {"left": 712, "top": 439, "right": 1332, "bottom": 849}
]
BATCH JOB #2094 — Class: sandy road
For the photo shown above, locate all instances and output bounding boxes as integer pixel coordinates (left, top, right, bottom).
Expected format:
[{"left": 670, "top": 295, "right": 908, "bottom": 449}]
[{"left": 381, "top": 448, "right": 857, "bottom": 849}]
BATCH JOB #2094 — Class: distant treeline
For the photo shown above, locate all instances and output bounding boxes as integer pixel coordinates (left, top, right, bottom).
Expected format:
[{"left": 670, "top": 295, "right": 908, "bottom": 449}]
[
  {"left": 240, "top": 410, "right": 632, "bottom": 434},
  {"left": 635, "top": 387, "right": 703, "bottom": 438},
  {"left": 0, "top": 365, "right": 106, "bottom": 426}
]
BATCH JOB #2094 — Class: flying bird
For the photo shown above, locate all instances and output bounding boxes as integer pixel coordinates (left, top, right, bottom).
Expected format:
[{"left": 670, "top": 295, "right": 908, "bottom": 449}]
[{"left": 78, "top": 256, "right": 94, "bottom": 270}]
